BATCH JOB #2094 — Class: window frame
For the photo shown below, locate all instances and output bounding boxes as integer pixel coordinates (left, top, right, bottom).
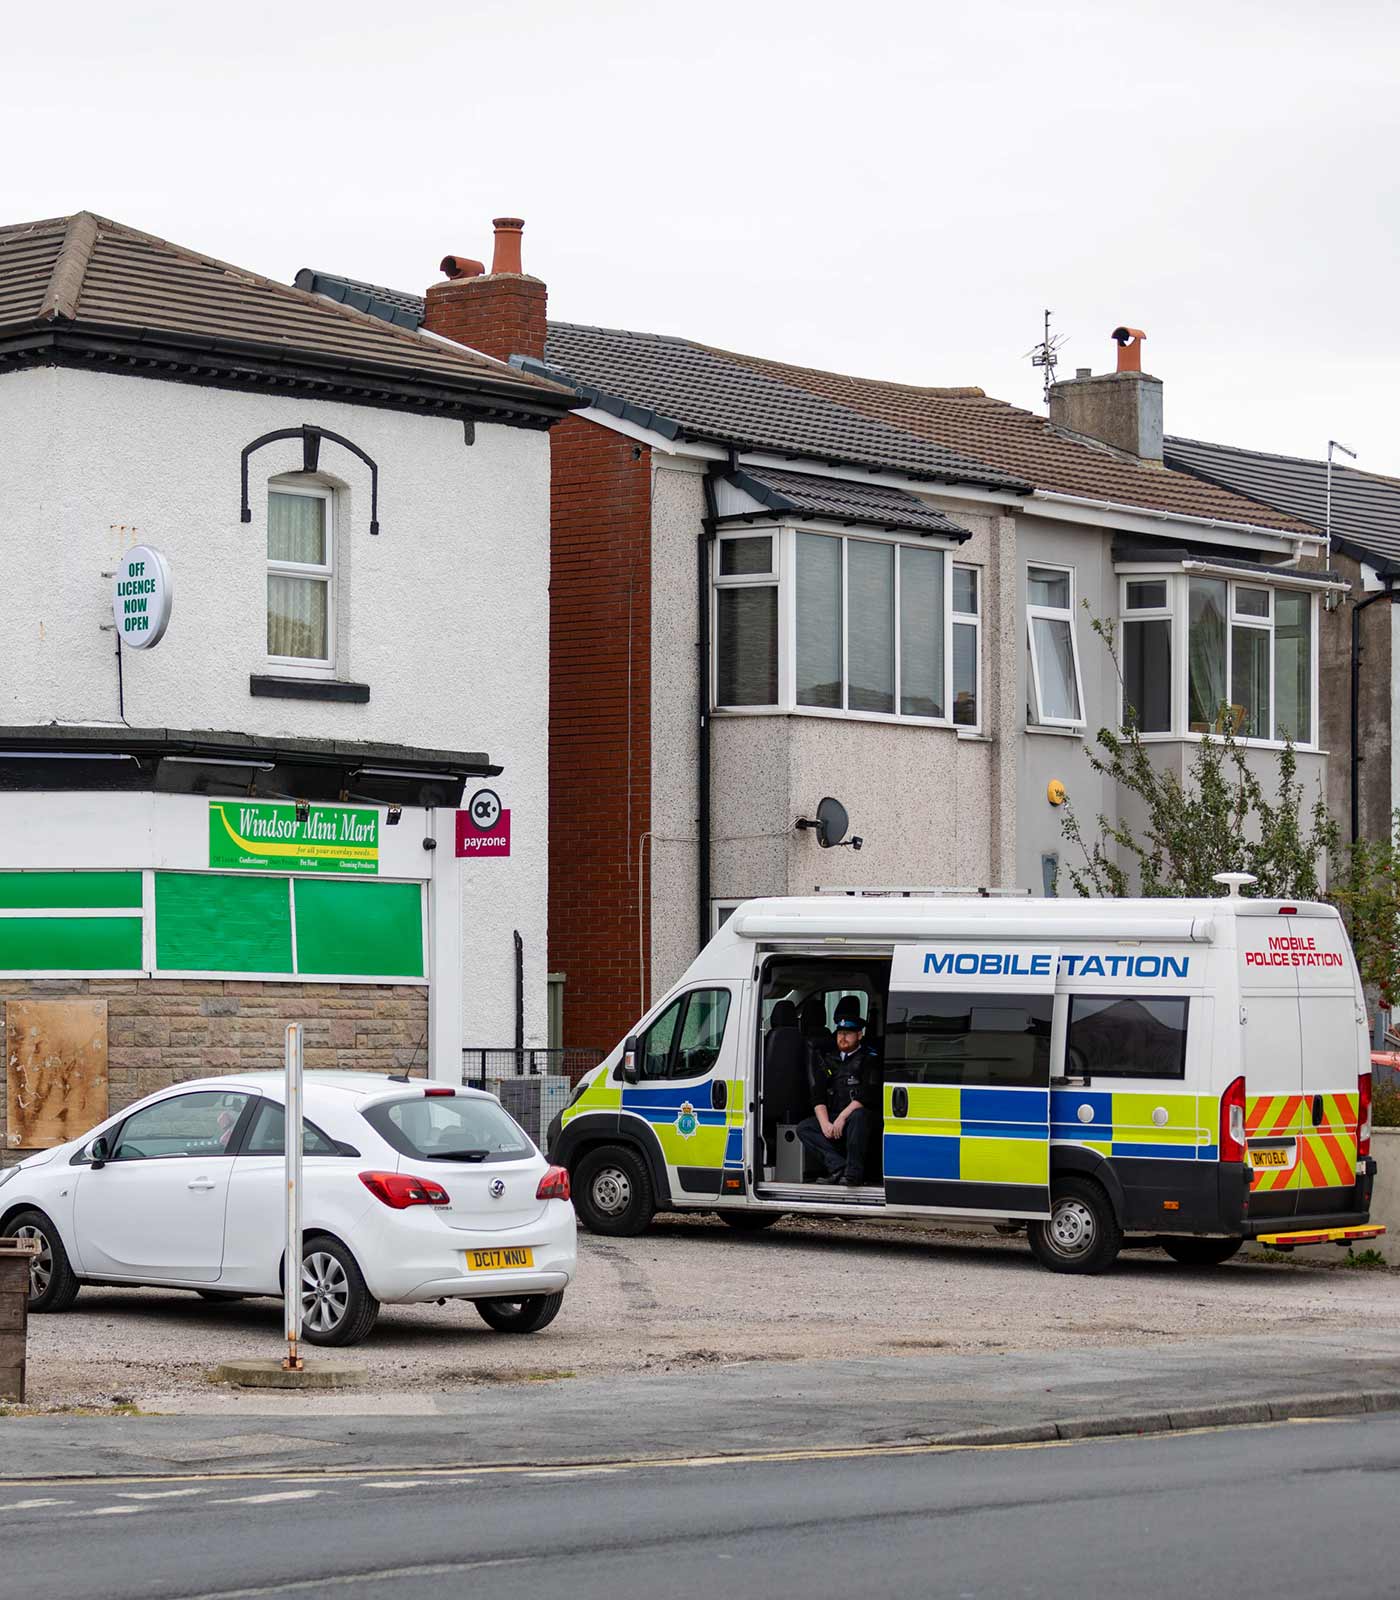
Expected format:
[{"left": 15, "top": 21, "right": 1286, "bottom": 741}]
[
  {"left": 711, "top": 523, "right": 971, "bottom": 729},
  {"left": 1119, "top": 578, "right": 1175, "bottom": 734},
  {"left": 1116, "top": 569, "right": 1321, "bottom": 749},
  {"left": 1062, "top": 993, "right": 1191, "bottom": 1083},
  {"left": 107, "top": 1089, "right": 256, "bottom": 1162},
  {"left": 1025, "top": 562, "right": 1087, "bottom": 730},
  {"left": 628, "top": 986, "right": 734, "bottom": 1083},
  {"left": 951, "top": 561, "right": 982, "bottom": 734},
  {"left": 266, "top": 482, "right": 335, "bottom": 678}
]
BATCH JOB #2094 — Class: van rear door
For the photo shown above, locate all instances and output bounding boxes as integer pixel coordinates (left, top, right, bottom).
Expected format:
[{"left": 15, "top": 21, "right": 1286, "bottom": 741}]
[
  {"left": 881, "top": 943, "right": 1055, "bottom": 1221},
  {"left": 1292, "top": 911, "right": 1366, "bottom": 1215},
  {"left": 1237, "top": 911, "right": 1304, "bottom": 1222}
]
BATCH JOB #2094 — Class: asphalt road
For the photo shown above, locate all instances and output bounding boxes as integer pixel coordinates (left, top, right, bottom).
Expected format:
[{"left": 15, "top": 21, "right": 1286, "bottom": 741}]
[{"left": 3, "top": 1414, "right": 1395, "bottom": 1600}]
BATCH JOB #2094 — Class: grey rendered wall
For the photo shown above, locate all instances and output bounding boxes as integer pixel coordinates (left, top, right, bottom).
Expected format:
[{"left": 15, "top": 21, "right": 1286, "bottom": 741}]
[{"left": 1013, "top": 513, "right": 1118, "bottom": 894}]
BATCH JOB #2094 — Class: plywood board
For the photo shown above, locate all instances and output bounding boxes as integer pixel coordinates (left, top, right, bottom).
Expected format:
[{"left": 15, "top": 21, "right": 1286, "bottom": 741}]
[{"left": 6, "top": 999, "right": 108, "bottom": 1150}]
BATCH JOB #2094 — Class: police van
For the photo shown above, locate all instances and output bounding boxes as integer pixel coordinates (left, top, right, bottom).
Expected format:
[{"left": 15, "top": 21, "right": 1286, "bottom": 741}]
[{"left": 547, "top": 883, "right": 1382, "bottom": 1272}]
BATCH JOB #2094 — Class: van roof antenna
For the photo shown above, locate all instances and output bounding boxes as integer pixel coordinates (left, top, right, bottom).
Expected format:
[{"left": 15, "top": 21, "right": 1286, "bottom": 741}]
[{"left": 1212, "top": 871, "right": 1258, "bottom": 898}]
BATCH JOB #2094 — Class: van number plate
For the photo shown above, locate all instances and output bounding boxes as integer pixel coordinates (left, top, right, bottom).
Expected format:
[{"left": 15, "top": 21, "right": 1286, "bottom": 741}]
[
  {"left": 1248, "top": 1148, "right": 1292, "bottom": 1169},
  {"left": 467, "top": 1247, "right": 534, "bottom": 1271}
]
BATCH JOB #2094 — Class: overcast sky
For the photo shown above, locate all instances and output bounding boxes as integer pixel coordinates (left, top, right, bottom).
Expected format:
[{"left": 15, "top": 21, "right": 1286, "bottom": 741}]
[{"left": 8, "top": 0, "right": 1396, "bottom": 471}]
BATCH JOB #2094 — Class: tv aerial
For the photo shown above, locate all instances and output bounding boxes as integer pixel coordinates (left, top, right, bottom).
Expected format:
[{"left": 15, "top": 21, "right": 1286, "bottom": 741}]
[{"left": 1025, "top": 308, "right": 1068, "bottom": 403}]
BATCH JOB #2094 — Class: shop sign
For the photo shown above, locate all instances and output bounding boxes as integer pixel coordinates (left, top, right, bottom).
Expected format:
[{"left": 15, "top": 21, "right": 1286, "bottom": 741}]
[
  {"left": 456, "top": 789, "right": 511, "bottom": 858},
  {"left": 209, "top": 801, "right": 379, "bottom": 874},
  {"left": 112, "top": 546, "right": 173, "bottom": 649}
]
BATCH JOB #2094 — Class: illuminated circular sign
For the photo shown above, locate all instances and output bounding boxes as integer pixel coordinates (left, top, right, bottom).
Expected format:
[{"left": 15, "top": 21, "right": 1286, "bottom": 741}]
[{"left": 112, "top": 546, "right": 173, "bottom": 650}]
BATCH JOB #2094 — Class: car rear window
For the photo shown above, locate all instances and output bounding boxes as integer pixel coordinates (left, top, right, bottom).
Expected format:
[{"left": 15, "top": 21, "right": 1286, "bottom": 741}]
[{"left": 362, "top": 1095, "right": 534, "bottom": 1163}]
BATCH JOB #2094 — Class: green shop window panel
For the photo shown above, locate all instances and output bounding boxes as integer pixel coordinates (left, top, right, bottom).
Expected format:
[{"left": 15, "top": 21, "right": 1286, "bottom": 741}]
[
  {"left": 156, "top": 873, "right": 294, "bottom": 974},
  {"left": 0, "top": 916, "right": 143, "bottom": 971},
  {"left": 0, "top": 872, "right": 143, "bottom": 909},
  {"left": 294, "top": 880, "right": 425, "bottom": 978}
]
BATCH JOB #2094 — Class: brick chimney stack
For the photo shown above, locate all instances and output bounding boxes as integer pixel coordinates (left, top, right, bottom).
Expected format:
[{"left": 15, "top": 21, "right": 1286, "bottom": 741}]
[
  {"left": 1048, "top": 326, "right": 1163, "bottom": 465},
  {"left": 421, "top": 217, "right": 547, "bottom": 364}
]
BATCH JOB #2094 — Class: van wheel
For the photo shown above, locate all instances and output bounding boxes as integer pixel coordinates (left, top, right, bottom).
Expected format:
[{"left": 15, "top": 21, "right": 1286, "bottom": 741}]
[
  {"left": 573, "top": 1146, "right": 655, "bottom": 1236},
  {"left": 1029, "top": 1179, "right": 1123, "bottom": 1275},
  {"left": 7, "top": 1210, "right": 81, "bottom": 1312},
  {"left": 719, "top": 1211, "right": 782, "bottom": 1231},
  {"left": 1160, "top": 1237, "right": 1243, "bottom": 1267}
]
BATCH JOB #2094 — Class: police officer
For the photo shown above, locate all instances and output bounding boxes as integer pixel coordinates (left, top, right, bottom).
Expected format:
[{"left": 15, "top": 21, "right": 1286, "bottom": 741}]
[{"left": 796, "top": 996, "right": 878, "bottom": 1186}]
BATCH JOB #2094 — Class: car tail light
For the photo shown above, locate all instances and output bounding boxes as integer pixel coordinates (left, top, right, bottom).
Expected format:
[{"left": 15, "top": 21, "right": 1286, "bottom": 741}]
[
  {"left": 1358, "top": 1073, "right": 1373, "bottom": 1159},
  {"left": 424, "top": 1087, "right": 456, "bottom": 1098},
  {"left": 536, "top": 1165, "right": 571, "bottom": 1201},
  {"left": 359, "top": 1170, "right": 451, "bottom": 1209},
  {"left": 1220, "top": 1076, "right": 1247, "bottom": 1162}
]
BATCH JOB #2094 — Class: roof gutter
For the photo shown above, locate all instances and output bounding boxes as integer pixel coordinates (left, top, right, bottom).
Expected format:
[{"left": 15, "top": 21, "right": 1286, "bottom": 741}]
[
  {"left": 1178, "top": 559, "right": 1349, "bottom": 595},
  {"left": 1030, "top": 488, "right": 1325, "bottom": 551}
]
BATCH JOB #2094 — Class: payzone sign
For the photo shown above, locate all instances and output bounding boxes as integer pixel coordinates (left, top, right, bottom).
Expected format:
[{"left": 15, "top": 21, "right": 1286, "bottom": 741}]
[
  {"left": 209, "top": 801, "right": 379, "bottom": 874},
  {"left": 455, "top": 789, "right": 511, "bottom": 858}
]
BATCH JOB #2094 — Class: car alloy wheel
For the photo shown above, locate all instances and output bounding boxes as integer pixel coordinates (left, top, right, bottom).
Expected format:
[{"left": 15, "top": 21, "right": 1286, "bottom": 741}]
[
  {"left": 302, "top": 1249, "right": 350, "bottom": 1335},
  {"left": 14, "top": 1223, "right": 51, "bottom": 1300}
]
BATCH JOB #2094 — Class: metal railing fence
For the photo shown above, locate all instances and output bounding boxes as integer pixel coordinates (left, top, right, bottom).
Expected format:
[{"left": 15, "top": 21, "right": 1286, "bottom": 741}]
[{"left": 462, "top": 1046, "right": 606, "bottom": 1090}]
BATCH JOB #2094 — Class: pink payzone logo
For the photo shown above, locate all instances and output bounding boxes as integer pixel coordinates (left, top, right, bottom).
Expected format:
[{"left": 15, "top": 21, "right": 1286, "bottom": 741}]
[{"left": 456, "top": 793, "right": 511, "bottom": 858}]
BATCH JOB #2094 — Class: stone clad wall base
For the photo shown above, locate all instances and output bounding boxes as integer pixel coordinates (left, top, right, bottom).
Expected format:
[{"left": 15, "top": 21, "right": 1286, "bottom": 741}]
[{"left": 0, "top": 979, "right": 428, "bottom": 1163}]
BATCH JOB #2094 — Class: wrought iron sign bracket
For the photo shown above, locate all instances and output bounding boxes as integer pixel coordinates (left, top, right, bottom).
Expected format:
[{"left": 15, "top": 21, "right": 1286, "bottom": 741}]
[{"left": 240, "top": 425, "right": 381, "bottom": 535}]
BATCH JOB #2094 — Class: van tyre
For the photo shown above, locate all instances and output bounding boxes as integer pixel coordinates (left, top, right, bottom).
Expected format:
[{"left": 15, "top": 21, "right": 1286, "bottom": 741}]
[
  {"left": 1029, "top": 1178, "right": 1123, "bottom": 1275},
  {"left": 475, "top": 1292, "right": 565, "bottom": 1334},
  {"left": 6, "top": 1210, "right": 81, "bottom": 1312},
  {"left": 719, "top": 1210, "right": 783, "bottom": 1232},
  {"left": 298, "top": 1235, "right": 380, "bottom": 1347},
  {"left": 573, "top": 1145, "right": 655, "bottom": 1236},
  {"left": 1160, "top": 1237, "right": 1244, "bottom": 1267}
]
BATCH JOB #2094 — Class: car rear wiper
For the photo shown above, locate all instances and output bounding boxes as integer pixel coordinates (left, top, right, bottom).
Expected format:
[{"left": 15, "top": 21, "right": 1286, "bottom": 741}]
[{"left": 425, "top": 1149, "right": 491, "bottom": 1162}]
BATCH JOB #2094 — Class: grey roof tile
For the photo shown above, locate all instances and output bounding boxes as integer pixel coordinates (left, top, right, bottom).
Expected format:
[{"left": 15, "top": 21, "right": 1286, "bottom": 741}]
[
  {"left": 724, "top": 467, "right": 970, "bottom": 538},
  {"left": 1165, "top": 435, "right": 1400, "bottom": 570}
]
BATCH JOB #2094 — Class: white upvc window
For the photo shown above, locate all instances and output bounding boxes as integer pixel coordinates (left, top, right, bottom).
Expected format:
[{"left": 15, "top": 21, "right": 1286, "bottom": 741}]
[
  {"left": 951, "top": 563, "right": 981, "bottom": 731},
  {"left": 266, "top": 484, "right": 334, "bottom": 675},
  {"left": 712, "top": 526, "right": 971, "bottom": 727},
  {"left": 1117, "top": 570, "right": 1318, "bottom": 747},
  {"left": 1026, "top": 563, "right": 1085, "bottom": 728}
]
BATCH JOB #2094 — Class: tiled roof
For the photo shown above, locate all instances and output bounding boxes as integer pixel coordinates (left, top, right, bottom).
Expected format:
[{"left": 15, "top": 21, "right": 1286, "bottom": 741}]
[
  {"left": 536, "top": 324, "right": 1026, "bottom": 491},
  {"left": 717, "top": 346, "right": 1317, "bottom": 537},
  {"left": 290, "top": 269, "right": 1318, "bottom": 536},
  {"left": 0, "top": 215, "right": 573, "bottom": 411},
  {"left": 724, "top": 467, "right": 969, "bottom": 539},
  {"left": 1165, "top": 435, "right": 1400, "bottom": 571}
]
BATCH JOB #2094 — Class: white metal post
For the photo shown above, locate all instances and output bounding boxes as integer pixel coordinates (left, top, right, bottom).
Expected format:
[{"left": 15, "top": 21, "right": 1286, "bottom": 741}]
[{"left": 284, "top": 1022, "right": 305, "bottom": 1370}]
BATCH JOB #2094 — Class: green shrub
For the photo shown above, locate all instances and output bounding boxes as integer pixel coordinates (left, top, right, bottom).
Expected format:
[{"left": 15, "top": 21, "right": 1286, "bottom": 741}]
[
  {"left": 1342, "top": 1248, "right": 1388, "bottom": 1269},
  {"left": 1374, "top": 1078, "right": 1400, "bottom": 1128}
]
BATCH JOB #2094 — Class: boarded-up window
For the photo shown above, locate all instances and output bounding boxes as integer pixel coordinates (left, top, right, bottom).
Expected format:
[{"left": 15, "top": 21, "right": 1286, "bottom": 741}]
[{"left": 6, "top": 1000, "right": 109, "bottom": 1151}]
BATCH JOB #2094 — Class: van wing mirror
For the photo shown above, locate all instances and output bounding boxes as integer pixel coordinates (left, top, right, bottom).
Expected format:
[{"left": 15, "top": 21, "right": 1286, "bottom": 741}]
[{"left": 620, "top": 1037, "right": 641, "bottom": 1085}]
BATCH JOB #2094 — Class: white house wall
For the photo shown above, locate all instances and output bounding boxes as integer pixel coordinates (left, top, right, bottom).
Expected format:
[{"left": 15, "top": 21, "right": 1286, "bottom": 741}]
[{"left": 0, "top": 364, "right": 551, "bottom": 1055}]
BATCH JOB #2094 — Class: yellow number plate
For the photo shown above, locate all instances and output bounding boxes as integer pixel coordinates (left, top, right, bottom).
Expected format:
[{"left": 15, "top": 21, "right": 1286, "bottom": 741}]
[
  {"left": 1248, "top": 1147, "right": 1292, "bottom": 1169},
  {"left": 466, "top": 1247, "right": 534, "bottom": 1271}
]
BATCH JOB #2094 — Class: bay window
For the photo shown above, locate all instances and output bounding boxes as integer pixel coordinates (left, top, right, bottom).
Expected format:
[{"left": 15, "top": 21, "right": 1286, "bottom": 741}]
[
  {"left": 1124, "top": 570, "right": 1317, "bottom": 745},
  {"left": 714, "top": 528, "right": 976, "bottom": 726}
]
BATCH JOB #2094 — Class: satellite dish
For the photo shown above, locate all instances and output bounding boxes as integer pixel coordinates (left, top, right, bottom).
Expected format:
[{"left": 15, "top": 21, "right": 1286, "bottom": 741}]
[{"left": 813, "top": 796, "right": 849, "bottom": 849}]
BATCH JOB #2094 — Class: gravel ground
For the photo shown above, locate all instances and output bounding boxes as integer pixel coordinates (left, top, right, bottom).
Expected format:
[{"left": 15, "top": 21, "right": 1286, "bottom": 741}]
[{"left": 18, "top": 1214, "right": 1400, "bottom": 1415}]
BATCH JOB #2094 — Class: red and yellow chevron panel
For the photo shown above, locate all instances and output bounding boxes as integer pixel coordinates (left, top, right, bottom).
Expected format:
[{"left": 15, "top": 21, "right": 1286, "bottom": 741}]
[{"left": 1246, "top": 1092, "right": 1358, "bottom": 1193}]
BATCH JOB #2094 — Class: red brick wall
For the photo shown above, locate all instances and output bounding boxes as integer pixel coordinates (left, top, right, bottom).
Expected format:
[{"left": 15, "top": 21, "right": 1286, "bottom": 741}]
[
  {"left": 423, "top": 275, "right": 548, "bottom": 363},
  {"left": 549, "top": 417, "right": 652, "bottom": 1050}
]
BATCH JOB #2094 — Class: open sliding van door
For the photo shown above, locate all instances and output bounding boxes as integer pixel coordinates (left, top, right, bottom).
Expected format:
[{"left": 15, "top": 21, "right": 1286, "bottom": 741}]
[{"left": 882, "top": 943, "right": 1056, "bottom": 1221}]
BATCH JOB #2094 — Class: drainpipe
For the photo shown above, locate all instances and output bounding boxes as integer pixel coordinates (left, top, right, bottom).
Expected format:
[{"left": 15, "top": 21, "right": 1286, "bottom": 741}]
[
  {"left": 698, "top": 461, "right": 727, "bottom": 953},
  {"left": 1350, "top": 583, "right": 1399, "bottom": 843}
]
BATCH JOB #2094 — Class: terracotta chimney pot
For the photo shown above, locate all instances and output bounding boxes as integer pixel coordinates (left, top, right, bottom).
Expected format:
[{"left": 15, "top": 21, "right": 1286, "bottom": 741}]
[
  {"left": 440, "top": 254, "right": 485, "bottom": 280},
  {"left": 491, "top": 217, "right": 525, "bottom": 276},
  {"left": 1112, "top": 326, "right": 1147, "bottom": 374}
]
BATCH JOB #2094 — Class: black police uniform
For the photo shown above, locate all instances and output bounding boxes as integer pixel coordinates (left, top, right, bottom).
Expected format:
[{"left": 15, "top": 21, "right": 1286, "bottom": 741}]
[{"left": 796, "top": 1039, "right": 878, "bottom": 1184}]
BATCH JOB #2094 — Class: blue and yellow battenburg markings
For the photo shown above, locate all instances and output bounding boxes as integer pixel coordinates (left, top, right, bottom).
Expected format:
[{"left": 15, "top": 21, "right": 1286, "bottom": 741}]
[
  {"left": 884, "top": 1085, "right": 1050, "bottom": 1186},
  {"left": 1049, "top": 1089, "right": 1218, "bottom": 1161}
]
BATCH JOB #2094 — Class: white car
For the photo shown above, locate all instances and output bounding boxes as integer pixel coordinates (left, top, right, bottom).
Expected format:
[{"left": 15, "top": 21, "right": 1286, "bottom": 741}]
[{"left": 0, "top": 1072, "right": 577, "bottom": 1346}]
